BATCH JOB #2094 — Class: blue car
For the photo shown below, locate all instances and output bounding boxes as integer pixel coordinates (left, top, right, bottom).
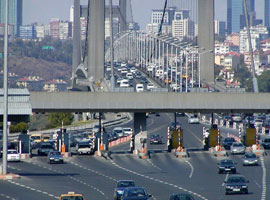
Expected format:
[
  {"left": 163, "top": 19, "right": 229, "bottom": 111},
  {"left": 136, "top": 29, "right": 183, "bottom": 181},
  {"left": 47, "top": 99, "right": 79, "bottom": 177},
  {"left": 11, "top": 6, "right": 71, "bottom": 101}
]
[
  {"left": 122, "top": 187, "right": 152, "bottom": 200},
  {"left": 47, "top": 151, "right": 64, "bottom": 164},
  {"left": 114, "top": 180, "right": 135, "bottom": 200}
]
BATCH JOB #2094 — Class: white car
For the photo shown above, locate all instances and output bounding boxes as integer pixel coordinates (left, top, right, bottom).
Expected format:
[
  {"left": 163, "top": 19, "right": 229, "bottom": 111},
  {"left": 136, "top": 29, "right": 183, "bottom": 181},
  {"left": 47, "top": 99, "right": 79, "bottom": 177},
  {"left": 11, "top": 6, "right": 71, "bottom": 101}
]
[
  {"left": 130, "top": 67, "right": 137, "bottom": 74},
  {"left": 126, "top": 73, "right": 133, "bottom": 80},
  {"left": 7, "top": 149, "right": 20, "bottom": 162},
  {"left": 106, "top": 66, "right": 111, "bottom": 72},
  {"left": 188, "top": 115, "right": 200, "bottom": 124},
  {"left": 123, "top": 127, "right": 133, "bottom": 135},
  {"left": 147, "top": 83, "right": 155, "bottom": 90},
  {"left": 232, "top": 114, "right": 242, "bottom": 122},
  {"left": 120, "top": 79, "right": 129, "bottom": 88},
  {"left": 136, "top": 84, "right": 144, "bottom": 92}
]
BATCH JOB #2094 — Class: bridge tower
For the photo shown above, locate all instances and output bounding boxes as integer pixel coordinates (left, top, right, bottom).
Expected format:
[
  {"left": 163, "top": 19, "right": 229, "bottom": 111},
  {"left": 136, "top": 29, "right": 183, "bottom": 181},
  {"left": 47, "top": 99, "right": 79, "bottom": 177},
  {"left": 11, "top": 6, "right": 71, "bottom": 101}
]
[
  {"left": 119, "top": 0, "right": 127, "bottom": 32},
  {"left": 198, "top": 0, "right": 215, "bottom": 84}
]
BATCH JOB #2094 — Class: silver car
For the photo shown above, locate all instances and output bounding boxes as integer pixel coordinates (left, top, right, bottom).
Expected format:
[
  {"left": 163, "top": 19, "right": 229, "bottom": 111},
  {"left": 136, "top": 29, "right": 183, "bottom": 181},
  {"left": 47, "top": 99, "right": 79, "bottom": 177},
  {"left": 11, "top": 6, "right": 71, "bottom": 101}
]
[
  {"left": 242, "top": 152, "right": 259, "bottom": 166},
  {"left": 230, "top": 142, "right": 245, "bottom": 154}
]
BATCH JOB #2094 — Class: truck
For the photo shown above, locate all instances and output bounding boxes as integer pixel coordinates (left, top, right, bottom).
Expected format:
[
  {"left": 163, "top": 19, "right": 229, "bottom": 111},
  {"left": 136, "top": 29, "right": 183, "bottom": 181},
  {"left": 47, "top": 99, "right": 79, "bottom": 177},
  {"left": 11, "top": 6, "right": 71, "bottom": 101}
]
[{"left": 76, "top": 139, "right": 94, "bottom": 155}]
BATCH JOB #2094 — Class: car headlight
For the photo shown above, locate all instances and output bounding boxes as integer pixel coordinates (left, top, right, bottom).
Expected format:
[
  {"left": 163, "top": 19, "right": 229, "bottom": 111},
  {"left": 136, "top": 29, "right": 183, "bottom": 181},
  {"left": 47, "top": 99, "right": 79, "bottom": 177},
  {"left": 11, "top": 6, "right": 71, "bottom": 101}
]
[
  {"left": 226, "top": 186, "right": 233, "bottom": 189},
  {"left": 117, "top": 190, "right": 124, "bottom": 194},
  {"left": 50, "top": 158, "right": 54, "bottom": 160},
  {"left": 242, "top": 186, "right": 247, "bottom": 188}
]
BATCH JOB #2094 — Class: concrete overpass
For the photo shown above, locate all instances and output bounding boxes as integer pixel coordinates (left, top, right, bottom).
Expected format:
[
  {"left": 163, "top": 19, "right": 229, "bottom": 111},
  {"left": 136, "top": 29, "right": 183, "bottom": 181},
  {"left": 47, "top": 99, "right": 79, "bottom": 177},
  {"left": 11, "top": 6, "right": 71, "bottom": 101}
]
[{"left": 30, "top": 92, "right": 270, "bottom": 113}]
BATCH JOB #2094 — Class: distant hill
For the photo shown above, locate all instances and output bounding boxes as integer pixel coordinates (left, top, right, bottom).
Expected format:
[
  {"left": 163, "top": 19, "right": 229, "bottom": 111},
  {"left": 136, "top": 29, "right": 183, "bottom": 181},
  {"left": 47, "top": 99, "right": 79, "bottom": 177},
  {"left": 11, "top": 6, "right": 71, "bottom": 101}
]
[{"left": 8, "top": 56, "right": 72, "bottom": 82}]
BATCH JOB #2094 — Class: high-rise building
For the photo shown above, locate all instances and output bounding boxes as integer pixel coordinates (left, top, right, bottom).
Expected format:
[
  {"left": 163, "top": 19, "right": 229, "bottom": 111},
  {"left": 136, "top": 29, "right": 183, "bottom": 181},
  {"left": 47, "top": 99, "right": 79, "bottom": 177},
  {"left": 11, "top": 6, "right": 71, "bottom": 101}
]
[
  {"left": 214, "top": 20, "right": 226, "bottom": 36},
  {"left": 0, "top": 0, "right": 22, "bottom": 36},
  {"left": 265, "top": 0, "right": 270, "bottom": 27},
  {"left": 227, "top": 0, "right": 255, "bottom": 34}
]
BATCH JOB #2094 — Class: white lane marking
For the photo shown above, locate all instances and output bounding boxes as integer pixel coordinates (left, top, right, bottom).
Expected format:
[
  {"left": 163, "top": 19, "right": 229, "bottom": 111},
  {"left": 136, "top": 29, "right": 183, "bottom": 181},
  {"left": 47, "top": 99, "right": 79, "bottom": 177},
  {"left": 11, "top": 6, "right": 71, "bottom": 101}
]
[
  {"left": 254, "top": 180, "right": 261, "bottom": 189},
  {"left": 260, "top": 156, "right": 267, "bottom": 200},
  {"left": 6, "top": 180, "right": 58, "bottom": 199},
  {"left": 146, "top": 159, "right": 162, "bottom": 171},
  {"left": 147, "top": 118, "right": 154, "bottom": 127},
  {"left": 70, "top": 161, "right": 118, "bottom": 182},
  {"left": 29, "top": 161, "right": 108, "bottom": 198},
  {"left": 221, "top": 173, "right": 229, "bottom": 186},
  {"left": 185, "top": 160, "right": 194, "bottom": 178},
  {"left": 8, "top": 165, "right": 22, "bottom": 171},
  {"left": 0, "top": 194, "right": 16, "bottom": 200},
  {"left": 109, "top": 160, "right": 208, "bottom": 200}
]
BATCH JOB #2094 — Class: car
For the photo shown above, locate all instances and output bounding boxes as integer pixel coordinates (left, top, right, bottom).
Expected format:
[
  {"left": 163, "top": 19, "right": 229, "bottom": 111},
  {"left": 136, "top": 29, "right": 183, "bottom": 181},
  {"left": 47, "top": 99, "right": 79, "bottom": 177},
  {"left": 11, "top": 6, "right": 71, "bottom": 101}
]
[
  {"left": 188, "top": 115, "right": 199, "bottom": 124},
  {"left": 122, "top": 187, "right": 152, "bottom": 200},
  {"left": 140, "top": 77, "right": 148, "bottom": 84},
  {"left": 261, "top": 137, "right": 270, "bottom": 149},
  {"left": 7, "top": 149, "right": 20, "bottom": 162},
  {"left": 114, "top": 180, "right": 135, "bottom": 200},
  {"left": 113, "top": 127, "right": 124, "bottom": 137},
  {"left": 126, "top": 72, "right": 133, "bottom": 80},
  {"left": 106, "top": 66, "right": 112, "bottom": 71},
  {"left": 136, "top": 84, "right": 144, "bottom": 92},
  {"left": 231, "top": 114, "right": 242, "bottom": 122},
  {"left": 123, "top": 127, "right": 133, "bottom": 136},
  {"left": 117, "top": 77, "right": 123, "bottom": 84},
  {"left": 217, "top": 159, "right": 237, "bottom": 174},
  {"left": 120, "top": 79, "right": 130, "bottom": 88},
  {"left": 169, "top": 193, "right": 195, "bottom": 200},
  {"left": 130, "top": 67, "right": 137, "bottom": 74},
  {"left": 149, "top": 134, "right": 163, "bottom": 144},
  {"left": 224, "top": 175, "right": 249, "bottom": 195},
  {"left": 58, "top": 192, "right": 85, "bottom": 200},
  {"left": 230, "top": 142, "right": 245, "bottom": 154},
  {"left": 242, "top": 152, "right": 259, "bottom": 166},
  {"left": 146, "top": 82, "right": 155, "bottom": 90},
  {"left": 223, "top": 116, "right": 233, "bottom": 125},
  {"left": 222, "top": 137, "right": 236, "bottom": 150},
  {"left": 47, "top": 151, "right": 64, "bottom": 164},
  {"left": 37, "top": 142, "right": 55, "bottom": 156},
  {"left": 92, "top": 124, "right": 100, "bottom": 134}
]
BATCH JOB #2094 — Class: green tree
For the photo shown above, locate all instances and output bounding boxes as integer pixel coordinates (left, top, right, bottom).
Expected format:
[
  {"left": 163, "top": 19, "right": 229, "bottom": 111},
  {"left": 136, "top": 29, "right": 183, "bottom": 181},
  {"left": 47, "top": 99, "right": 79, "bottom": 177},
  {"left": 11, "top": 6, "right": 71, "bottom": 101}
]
[
  {"left": 47, "top": 113, "right": 74, "bottom": 128},
  {"left": 258, "top": 71, "right": 270, "bottom": 92}
]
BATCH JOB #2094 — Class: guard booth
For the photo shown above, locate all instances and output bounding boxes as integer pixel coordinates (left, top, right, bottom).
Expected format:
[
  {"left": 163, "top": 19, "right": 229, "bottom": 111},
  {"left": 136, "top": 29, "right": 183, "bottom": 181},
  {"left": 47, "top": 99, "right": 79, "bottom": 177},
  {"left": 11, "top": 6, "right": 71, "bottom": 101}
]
[
  {"left": 242, "top": 126, "right": 256, "bottom": 146},
  {"left": 204, "top": 124, "right": 218, "bottom": 149},
  {"left": 18, "top": 134, "right": 30, "bottom": 154},
  {"left": 171, "top": 128, "right": 183, "bottom": 149}
]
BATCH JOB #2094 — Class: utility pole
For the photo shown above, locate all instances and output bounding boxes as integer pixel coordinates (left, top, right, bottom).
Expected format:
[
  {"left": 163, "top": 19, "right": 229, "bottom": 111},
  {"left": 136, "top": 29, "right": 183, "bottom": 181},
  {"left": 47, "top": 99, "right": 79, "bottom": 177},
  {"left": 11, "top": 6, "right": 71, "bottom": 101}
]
[
  {"left": 243, "top": 0, "right": 259, "bottom": 93},
  {"left": 2, "top": 0, "right": 9, "bottom": 175}
]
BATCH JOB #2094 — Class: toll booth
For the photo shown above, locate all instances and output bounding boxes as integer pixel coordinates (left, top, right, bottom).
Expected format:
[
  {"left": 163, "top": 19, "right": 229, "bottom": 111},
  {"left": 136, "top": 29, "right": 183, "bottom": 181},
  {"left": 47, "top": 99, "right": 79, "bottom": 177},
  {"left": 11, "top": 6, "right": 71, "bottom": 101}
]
[
  {"left": 172, "top": 128, "right": 183, "bottom": 149},
  {"left": 208, "top": 128, "right": 218, "bottom": 148},
  {"left": 18, "top": 134, "right": 30, "bottom": 154},
  {"left": 57, "top": 129, "right": 70, "bottom": 152},
  {"left": 243, "top": 127, "right": 256, "bottom": 146}
]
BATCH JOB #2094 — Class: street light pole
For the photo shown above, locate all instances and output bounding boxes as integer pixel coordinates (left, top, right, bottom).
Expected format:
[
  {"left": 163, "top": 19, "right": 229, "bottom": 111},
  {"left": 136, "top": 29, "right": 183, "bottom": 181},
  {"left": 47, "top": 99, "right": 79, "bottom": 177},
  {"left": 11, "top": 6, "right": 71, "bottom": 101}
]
[
  {"left": 2, "top": 0, "right": 9, "bottom": 175},
  {"left": 109, "top": 0, "right": 115, "bottom": 91}
]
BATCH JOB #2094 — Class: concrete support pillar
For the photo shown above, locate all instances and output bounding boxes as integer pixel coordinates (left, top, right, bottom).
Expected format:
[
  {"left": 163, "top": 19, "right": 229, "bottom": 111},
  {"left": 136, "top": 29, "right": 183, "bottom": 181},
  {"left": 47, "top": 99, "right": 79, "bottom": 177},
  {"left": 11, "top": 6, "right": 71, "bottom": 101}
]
[
  {"left": 198, "top": 0, "right": 214, "bottom": 84},
  {"left": 119, "top": 0, "right": 127, "bottom": 32},
  {"left": 88, "top": 0, "right": 105, "bottom": 82},
  {"left": 134, "top": 113, "right": 147, "bottom": 136},
  {"left": 72, "top": 0, "right": 81, "bottom": 80}
]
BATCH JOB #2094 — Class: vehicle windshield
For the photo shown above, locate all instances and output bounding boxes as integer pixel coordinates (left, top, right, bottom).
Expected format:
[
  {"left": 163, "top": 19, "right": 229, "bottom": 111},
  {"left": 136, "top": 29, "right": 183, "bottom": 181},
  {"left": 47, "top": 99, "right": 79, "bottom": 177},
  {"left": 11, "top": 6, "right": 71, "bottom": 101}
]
[
  {"left": 117, "top": 181, "right": 135, "bottom": 188},
  {"left": 41, "top": 145, "right": 53, "bottom": 149},
  {"left": 78, "top": 144, "right": 90, "bottom": 148},
  {"left": 60, "top": 196, "right": 84, "bottom": 200},
  {"left": 31, "top": 136, "right": 41, "bottom": 140},
  {"left": 127, "top": 188, "right": 146, "bottom": 196},
  {"left": 224, "top": 138, "right": 235, "bottom": 142},
  {"left": 8, "top": 150, "right": 18, "bottom": 154},
  {"left": 263, "top": 139, "right": 270, "bottom": 143},
  {"left": 171, "top": 194, "right": 195, "bottom": 200},
  {"left": 221, "top": 160, "right": 233, "bottom": 165},
  {"left": 50, "top": 151, "right": 61, "bottom": 156},
  {"left": 232, "top": 143, "right": 243, "bottom": 147},
  {"left": 245, "top": 154, "right": 256, "bottom": 158},
  {"left": 227, "top": 177, "right": 246, "bottom": 183}
]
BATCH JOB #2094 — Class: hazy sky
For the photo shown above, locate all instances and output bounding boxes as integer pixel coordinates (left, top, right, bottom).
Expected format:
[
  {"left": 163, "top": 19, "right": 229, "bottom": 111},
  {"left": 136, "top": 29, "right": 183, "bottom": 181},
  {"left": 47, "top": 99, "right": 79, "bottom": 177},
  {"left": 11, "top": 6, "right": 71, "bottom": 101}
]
[{"left": 23, "top": 0, "right": 264, "bottom": 29}]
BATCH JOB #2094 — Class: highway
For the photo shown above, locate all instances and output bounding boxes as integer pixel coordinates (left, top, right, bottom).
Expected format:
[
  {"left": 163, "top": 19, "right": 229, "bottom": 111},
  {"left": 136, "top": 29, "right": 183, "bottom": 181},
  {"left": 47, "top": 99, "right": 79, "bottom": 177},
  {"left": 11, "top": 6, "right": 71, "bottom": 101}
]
[{"left": 1, "top": 113, "right": 269, "bottom": 200}]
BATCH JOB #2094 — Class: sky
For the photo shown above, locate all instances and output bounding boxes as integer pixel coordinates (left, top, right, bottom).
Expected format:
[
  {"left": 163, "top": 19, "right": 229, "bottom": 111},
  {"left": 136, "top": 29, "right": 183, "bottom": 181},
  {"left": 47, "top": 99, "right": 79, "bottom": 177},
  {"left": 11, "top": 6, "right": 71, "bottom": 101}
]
[{"left": 23, "top": 0, "right": 264, "bottom": 29}]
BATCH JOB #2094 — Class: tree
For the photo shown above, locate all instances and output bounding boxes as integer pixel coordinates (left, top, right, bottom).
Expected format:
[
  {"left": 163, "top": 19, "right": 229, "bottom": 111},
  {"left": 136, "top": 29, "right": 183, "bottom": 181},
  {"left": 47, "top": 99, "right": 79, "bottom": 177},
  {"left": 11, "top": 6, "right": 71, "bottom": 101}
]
[
  {"left": 258, "top": 71, "right": 270, "bottom": 92},
  {"left": 46, "top": 113, "right": 74, "bottom": 128}
]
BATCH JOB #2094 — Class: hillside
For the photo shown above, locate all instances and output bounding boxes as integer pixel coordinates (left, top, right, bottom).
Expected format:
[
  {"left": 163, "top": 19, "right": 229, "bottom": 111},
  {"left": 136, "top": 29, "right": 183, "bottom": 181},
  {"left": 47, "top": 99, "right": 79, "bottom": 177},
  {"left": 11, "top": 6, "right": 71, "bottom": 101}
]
[{"left": 8, "top": 56, "right": 72, "bottom": 82}]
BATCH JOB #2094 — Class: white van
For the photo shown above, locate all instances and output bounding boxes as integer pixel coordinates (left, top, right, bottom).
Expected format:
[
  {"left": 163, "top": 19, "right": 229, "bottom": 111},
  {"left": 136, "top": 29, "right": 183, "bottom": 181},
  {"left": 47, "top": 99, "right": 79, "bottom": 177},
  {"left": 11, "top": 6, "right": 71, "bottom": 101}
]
[
  {"left": 120, "top": 79, "right": 129, "bottom": 87},
  {"left": 113, "top": 127, "right": 124, "bottom": 137},
  {"left": 136, "top": 84, "right": 144, "bottom": 92}
]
